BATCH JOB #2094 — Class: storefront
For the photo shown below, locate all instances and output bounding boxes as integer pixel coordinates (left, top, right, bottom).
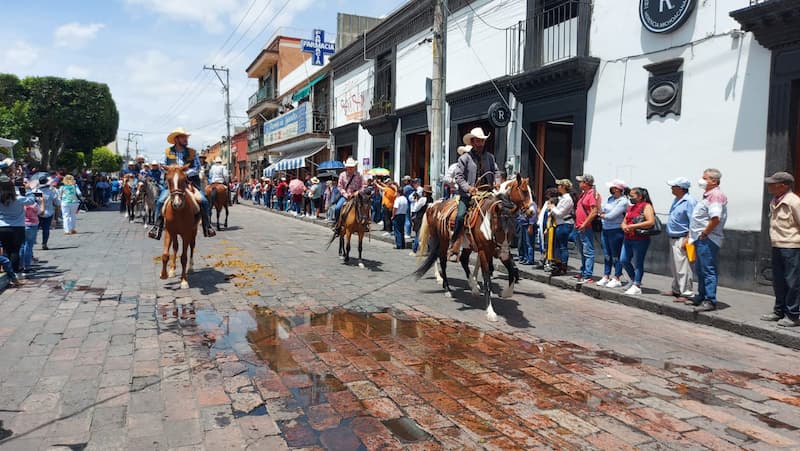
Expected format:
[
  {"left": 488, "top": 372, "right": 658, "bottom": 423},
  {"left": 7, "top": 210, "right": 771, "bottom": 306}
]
[
  {"left": 446, "top": 81, "right": 508, "bottom": 168},
  {"left": 397, "top": 103, "right": 430, "bottom": 185},
  {"left": 330, "top": 123, "right": 359, "bottom": 163}
]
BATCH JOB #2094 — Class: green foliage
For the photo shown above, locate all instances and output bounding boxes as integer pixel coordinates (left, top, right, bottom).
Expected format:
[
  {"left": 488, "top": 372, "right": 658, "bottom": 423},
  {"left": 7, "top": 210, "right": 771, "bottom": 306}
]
[
  {"left": 57, "top": 150, "right": 85, "bottom": 171},
  {"left": 90, "top": 146, "right": 122, "bottom": 173},
  {"left": 0, "top": 73, "right": 119, "bottom": 170}
]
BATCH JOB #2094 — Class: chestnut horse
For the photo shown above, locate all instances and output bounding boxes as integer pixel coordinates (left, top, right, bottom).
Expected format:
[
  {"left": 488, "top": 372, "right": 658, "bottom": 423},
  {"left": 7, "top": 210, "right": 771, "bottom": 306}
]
[
  {"left": 205, "top": 183, "right": 229, "bottom": 230},
  {"left": 326, "top": 191, "right": 372, "bottom": 268},
  {"left": 120, "top": 174, "right": 135, "bottom": 222},
  {"left": 160, "top": 164, "right": 200, "bottom": 289},
  {"left": 414, "top": 175, "right": 534, "bottom": 321}
]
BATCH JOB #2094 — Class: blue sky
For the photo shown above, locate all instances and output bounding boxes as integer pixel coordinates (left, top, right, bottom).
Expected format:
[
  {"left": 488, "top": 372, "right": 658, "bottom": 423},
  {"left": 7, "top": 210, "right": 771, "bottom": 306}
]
[{"left": 0, "top": 0, "right": 406, "bottom": 161}]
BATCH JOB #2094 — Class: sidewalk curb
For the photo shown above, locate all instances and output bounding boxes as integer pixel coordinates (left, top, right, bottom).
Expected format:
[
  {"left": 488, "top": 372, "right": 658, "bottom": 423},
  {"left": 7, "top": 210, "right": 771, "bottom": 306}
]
[{"left": 240, "top": 203, "right": 800, "bottom": 350}]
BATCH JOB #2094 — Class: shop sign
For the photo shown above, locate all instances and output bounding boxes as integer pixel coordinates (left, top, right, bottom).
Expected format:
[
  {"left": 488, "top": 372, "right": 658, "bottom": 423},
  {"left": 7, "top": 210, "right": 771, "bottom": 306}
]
[
  {"left": 639, "top": 0, "right": 695, "bottom": 34},
  {"left": 263, "top": 103, "right": 312, "bottom": 146},
  {"left": 301, "top": 29, "right": 336, "bottom": 66},
  {"left": 488, "top": 102, "right": 511, "bottom": 128}
]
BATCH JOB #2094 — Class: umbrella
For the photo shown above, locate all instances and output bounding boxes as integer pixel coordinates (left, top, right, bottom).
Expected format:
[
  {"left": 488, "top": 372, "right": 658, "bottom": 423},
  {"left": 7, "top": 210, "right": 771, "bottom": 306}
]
[
  {"left": 288, "top": 178, "right": 305, "bottom": 195},
  {"left": 318, "top": 160, "right": 345, "bottom": 170},
  {"left": 318, "top": 170, "right": 338, "bottom": 179},
  {"left": 368, "top": 167, "right": 390, "bottom": 176}
]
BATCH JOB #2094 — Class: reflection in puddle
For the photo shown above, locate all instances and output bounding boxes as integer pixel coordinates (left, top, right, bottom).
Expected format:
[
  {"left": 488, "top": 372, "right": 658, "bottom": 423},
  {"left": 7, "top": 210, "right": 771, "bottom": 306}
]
[{"left": 186, "top": 306, "right": 800, "bottom": 449}]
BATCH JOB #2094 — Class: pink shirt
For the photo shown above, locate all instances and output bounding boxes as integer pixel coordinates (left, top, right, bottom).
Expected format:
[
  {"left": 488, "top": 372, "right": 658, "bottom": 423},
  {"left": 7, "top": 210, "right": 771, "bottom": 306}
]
[
  {"left": 575, "top": 188, "right": 598, "bottom": 227},
  {"left": 337, "top": 171, "right": 364, "bottom": 196},
  {"left": 24, "top": 203, "right": 40, "bottom": 226}
]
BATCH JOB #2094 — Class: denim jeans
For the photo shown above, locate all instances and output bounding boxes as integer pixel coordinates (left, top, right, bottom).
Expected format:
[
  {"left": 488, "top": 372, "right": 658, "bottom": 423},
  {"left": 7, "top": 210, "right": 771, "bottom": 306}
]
[
  {"left": 0, "top": 255, "right": 14, "bottom": 280},
  {"left": 772, "top": 247, "right": 800, "bottom": 318},
  {"left": 554, "top": 223, "right": 573, "bottom": 265},
  {"left": 601, "top": 228, "right": 624, "bottom": 277},
  {"left": 393, "top": 215, "right": 406, "bottom": 249},
  {"left": 405, "top": 213, "right": 412, "bottom": 237},
  {"left": 694, "top": 238, "right": 720, "bottom": 303},
  {"left": 372, "top": 200, "right": 382, "bottom": 222},
  {"left": 276, "top": 196, "right": 285, "bottom": 211},
  {"left": 39, "top": 215, "right": 53, "bottom": 246},
  {"left": 333, "top": 197, "right": 346, "bottom": 222},
  {"left": 19, "top": 225, "right": 38, "bottom": 269},
  {"left": 620, "top": 238, "right": 651, "bottom": 286},
  {"left": 575, "top": 229, "right": 595, "bottom": 277}
]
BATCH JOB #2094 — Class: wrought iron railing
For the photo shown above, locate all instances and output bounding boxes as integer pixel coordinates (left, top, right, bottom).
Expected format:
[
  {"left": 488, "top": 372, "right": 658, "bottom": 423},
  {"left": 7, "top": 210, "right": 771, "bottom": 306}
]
[
  {"left": 507, "top": 0, "right": 591, "bottom": 75},
  {"left": 312, "top": 111, "right": 329, "bottom": 133},
  {"left": 248, "top": 84, "right": 276, "bottom": 109}
]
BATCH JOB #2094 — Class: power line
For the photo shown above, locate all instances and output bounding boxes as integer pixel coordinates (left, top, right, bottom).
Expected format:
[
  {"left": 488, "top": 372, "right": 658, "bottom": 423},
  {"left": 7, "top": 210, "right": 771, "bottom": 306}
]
[
  {"left": 465, "top": 0, "right": 505, "bottom": 31},
  {"left": 216, "top": 0, "right": 276, "bottom": 65}
]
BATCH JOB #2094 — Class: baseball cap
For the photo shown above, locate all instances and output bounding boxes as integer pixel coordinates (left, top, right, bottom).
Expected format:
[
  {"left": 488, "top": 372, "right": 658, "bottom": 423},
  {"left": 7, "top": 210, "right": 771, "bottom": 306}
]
[
  {"left": 765, "top": 171, "right": 794, "bottom": 184},
  {"left": 666, "top": 177, "right": 691, "bottom": 189},
  {"left": 576, "top": 174, "right": 594, "bottom": 185}
]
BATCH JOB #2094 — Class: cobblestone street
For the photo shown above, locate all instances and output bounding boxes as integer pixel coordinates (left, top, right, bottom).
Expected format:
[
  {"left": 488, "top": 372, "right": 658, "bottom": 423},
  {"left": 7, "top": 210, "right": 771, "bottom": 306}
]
[{"left": 1, "top": 205, "right": 800, "bottom": 450}]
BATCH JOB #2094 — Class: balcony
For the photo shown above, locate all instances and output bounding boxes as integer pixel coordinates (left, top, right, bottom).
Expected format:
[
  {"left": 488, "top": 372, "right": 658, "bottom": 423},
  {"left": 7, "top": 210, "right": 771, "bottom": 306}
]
[
  {"left": 312, "top": 111, "right": 329, "bottom": 133},
  {"left": 730, "top": 0, "right": 800, "bottom": 50},
  {"left": 507, "top": 0, "right": 592, "bottom": 75},
  {"left": 247, "top": 85, "right": 279, "bottom": 116},
  {"left": 361, "top": 98, "right": 397, "bottom": 137}
]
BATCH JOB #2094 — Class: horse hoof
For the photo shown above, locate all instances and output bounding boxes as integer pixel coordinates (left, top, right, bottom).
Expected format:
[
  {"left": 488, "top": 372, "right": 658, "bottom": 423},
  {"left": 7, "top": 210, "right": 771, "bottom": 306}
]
[
  {"left": 160, "top": 274, "right": 168, "bottom": 280},
  {"left": 358, "top": 262, "right": 365, "bottom": 269},
  {"left": 180, "top": 281, "right": 189, "bottom": 289},
  {"left": 444, "top": 291, "right": 452, "bottom": 298},
  {"left": 501, "top": 286, "right": 514, "bottom": 299},
  {"left": 486, "top": 311, "right": 499, "bottom": 322},
  {"left": 168, "top": 270, "right": 176, "bottom": 278}
]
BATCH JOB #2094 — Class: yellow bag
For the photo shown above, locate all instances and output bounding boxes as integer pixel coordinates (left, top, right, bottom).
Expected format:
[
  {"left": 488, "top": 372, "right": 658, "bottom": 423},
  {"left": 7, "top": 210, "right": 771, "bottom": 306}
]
[{"left": 686, "top": 240, "right": 696, "bottom": 263}]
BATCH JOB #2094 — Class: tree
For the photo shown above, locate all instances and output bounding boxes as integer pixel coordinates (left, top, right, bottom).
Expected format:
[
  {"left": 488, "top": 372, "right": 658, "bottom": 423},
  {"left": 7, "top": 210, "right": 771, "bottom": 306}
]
[
  {"left": 90, "top": 146, "right": 122, "bottom": 173},
  {"left": 22, "top": 76, "right": 119, "bottom": 170},
  {"left": 57, "top": 150, "right": 85, "bottom": 172},
  {"left": 0, "top": 74, "right": 31, "bottom": 157}
]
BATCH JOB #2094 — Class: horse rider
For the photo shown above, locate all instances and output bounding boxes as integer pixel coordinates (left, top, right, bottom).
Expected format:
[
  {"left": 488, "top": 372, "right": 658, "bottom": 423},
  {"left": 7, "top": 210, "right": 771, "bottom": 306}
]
[
  {"left": 122, "top": 160, "right": 138, "bottom": 181},
  {"left": 207, "top": 156, "right": 229, "bottom": 206},
  {"left": 148, "top": 127, "right": 216, "bottom": 239},
  {"left": 147, "top": 160, "right": 162, "bottom": 183},
  {"left": 332, "top": 157, "right": 365, "bottom": 234},
  {"left": 448, "top": 127, "right": 501, "bottom": 262},
  {"left": 135, "top": 155, "right": 147, "bottom": 173}
]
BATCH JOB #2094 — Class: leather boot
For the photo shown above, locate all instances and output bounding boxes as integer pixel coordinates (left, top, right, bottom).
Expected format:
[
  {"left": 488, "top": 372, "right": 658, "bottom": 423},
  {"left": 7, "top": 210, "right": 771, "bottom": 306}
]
[
  {"left": 447, "top": 234, "right": 462, "bottom": 262},
  {"left": 202, "top": 210, "right": 216, "bottom": 237},
  {"left": 148, "top": 217, "right": 163, "bottom": 240}
]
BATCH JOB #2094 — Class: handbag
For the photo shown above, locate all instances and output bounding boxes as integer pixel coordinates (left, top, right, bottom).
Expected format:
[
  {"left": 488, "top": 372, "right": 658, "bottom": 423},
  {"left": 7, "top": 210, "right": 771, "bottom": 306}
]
[{"left": 634, "top": 214, "right": 663, "bottom": 236}]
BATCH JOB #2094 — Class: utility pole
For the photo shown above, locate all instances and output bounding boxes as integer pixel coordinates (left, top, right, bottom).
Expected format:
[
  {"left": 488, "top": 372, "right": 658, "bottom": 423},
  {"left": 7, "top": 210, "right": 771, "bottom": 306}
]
[
  {"left": 204, "top": 65, "right": 232, "bottom": 176},
  {"left": 123, "top": 132, "right": 142, "bottom": 164},
  {"left": 430, "top": 0, "right": 447, "bottom": 199}
]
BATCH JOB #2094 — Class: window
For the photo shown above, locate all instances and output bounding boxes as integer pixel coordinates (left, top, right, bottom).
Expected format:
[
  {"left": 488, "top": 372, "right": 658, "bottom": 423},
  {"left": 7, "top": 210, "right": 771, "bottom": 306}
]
[{"left": 375, "top": 53, "right": 392, "bottom": 106}]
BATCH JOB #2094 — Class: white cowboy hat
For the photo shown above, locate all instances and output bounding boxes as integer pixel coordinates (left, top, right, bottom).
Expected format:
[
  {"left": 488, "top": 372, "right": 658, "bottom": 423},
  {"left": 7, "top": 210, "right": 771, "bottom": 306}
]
[
  {"left": 167, "top": 127, "right": 191, "bottom": 144},
  {"left": 463, "top": 127, "right": 490, "bottom": 145},
  {"left": 127, "top": 160, "right": 136, "bottom": 165},
  {"left": 344, "top": 157, "right": 358, "bottom": 168},
  {"left": 310, "top": 177, "right": 319, "bottom": 184},
  {"left": 150, "top": 160, "right": 160, "bottom": 165},
  {"left": 214, "top": 157, "right": 222, "bottom": 164}
]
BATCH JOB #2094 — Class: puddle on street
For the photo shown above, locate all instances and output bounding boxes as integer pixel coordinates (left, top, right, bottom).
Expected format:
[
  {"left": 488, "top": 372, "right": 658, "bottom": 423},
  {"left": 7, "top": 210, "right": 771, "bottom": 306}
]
[{"left": 183, "top": 307, "right": 800, "bottom": 449}]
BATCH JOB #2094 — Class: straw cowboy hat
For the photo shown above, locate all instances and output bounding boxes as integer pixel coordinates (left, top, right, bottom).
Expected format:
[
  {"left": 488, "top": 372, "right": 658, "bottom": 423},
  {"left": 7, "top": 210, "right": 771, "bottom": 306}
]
[
  {"left": 310, "top": 177, "right": 319, "bottom": 184},
  {"left": 214, "top": 157, "right": 223, "bottom": 164},
  {"left": 167, "top": 127, "right": 191, "bottom": 144},
  {"left": 463, "top": 127, "right": 490, "bottom": 145},
  {"left": 344, "top": 157, "right": 358, "bottom": 167},
  {"left": 127, "top": 160, "right": 136, "bottom": 166}
]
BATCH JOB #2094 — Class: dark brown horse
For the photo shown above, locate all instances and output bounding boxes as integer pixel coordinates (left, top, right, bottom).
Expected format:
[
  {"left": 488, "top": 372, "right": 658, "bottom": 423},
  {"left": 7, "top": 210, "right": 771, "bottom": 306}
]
[
  {"left": 120, "top": 174, "right": 135, "bottom": 222},
  {"left": 414, "top": 175, "right": 534, "bottom": 321},
  {"left": 160, "top": 164, "right": 200, "bottom": 289},
  {"left": 327, "top": 191, "right": 371, "bottom": 268},
  {"left": 205, "top": 183, "right": 229, "bottom": 230}
]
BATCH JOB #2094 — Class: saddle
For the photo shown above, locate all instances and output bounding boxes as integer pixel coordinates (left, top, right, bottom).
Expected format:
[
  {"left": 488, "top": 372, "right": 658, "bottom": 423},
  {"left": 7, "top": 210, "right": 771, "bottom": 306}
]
[{"left": 161, "top": 185, "right": 201, "bottom": 218}]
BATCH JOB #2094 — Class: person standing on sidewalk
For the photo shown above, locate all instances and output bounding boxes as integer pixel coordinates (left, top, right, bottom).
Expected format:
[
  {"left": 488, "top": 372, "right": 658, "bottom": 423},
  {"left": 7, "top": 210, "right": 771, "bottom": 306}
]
[
  {"left": 619, "top": 187, "right": 656, "bottom": 295},
  {"left": 761, "top": 171, "right": 800, "bottom": 327},
  {"left": 686, "top": 168, "right": 728, "bottom": 312},
  {"left": 548, "top": 179, "right": 575, "bottom": 276},
  {"left": 574, "top": 174, "right": 600, "bottom": 284},
  {"left": 664, "top": 177, "right": 696, "bottom": 301},
  {"left": 597, "top": 179, "right": 629, "bottom": 288},
  {"left": 392, "top": 185, "right": 409, "bottom": 250},
  {"left": 33, "top": 175, "right": 59, "bottom": 251}
]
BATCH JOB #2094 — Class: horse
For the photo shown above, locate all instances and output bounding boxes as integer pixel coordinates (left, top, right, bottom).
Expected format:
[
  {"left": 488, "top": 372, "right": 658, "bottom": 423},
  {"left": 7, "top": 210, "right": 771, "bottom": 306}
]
[
  {"left": 205, "top": 183, "right": 229, "bottom": 230},
  {"left": 134, "top": 178, "right": 159, "bottom": 227},
  {"left": 160, "top": 164, "right": 201, "bottom": 289},
  {"left": 326, "top": 191, "right": 372, "bottom": 268},
  {"left": 414, "top": 175, "right": 534, "bottom": 321},
  {"left": 120, "top": 174, "right": 135, "bottom": 222},
  {"left": 133, "top": 181, "right": 147, "bottom": 224}
]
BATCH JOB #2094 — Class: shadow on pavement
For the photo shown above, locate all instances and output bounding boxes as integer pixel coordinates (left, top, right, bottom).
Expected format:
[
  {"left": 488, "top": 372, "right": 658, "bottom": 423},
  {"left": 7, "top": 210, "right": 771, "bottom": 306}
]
[{"left": 159, "top": 266, "right": 229, "bottom": 295}]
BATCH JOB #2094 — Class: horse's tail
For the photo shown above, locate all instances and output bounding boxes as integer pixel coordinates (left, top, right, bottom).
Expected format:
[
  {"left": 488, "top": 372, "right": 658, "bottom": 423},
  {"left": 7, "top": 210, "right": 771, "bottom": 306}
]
[
  {"left": 417, "top": 214, "right": 430, "bottom": 260},
  {"left": 413, "top": 214, "right": 439, "bottom": 280}
]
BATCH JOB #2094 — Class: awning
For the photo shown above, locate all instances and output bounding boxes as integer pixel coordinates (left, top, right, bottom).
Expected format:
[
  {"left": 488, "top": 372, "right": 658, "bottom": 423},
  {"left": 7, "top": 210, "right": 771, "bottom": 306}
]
[
  {"left": 0, "top": 138, "right": 18, "bottom": 149},
  {"left": 291, "top": 73, "right": 327, "bottom": 102},
  {"left": 263, "top": 143, "right": 326, "bottom": 178}
]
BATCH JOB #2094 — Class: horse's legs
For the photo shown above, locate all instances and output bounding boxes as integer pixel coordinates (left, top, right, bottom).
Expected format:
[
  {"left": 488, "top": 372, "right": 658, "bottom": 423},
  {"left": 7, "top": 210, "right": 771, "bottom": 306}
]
[
  {"left": 169, "top": 237, "right": 178, "bottom": 278},
  {"left": 344, "top": 231, "right": 351, "bottom": 263},
  {"left": 357, "top": 230, "right": 364, "bottom": 268},
  {"left": 479, "top": 252, "right": 498, "bottom": 322},
  {"left": 500, "top": 256, "right": 516, "bottom": 299},
  {"left": 188, "top": 235, "right": 195, "bottom": 273},
  {"left": 224, "top": 203, "right": 228, "bottom": 228},
  {"left": 338, "top": 234, "right": 344, "bottom": 258},
  {"left": 179, "top": 236, "right": 189, "bottom": 289},
  {"left": 160, "top": 232, "right": 170, "bottom": 279},
  {"left": 460, "top": 250, "right": 480, "bottom": 295}
]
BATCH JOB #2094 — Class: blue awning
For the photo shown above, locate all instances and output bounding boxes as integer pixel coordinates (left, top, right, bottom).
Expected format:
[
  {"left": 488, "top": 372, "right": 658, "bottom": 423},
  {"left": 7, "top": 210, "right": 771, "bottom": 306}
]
[{"left": 263, "top": 143, "right": 326, "bottom": 178}]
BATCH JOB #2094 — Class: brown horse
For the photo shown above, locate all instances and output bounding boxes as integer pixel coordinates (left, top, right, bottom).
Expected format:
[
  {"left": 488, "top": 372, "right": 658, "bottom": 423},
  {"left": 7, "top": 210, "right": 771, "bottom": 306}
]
[
  {"left": 414, "top": 175, "right": 534, "bottom": 321},
  {"left": 160, "top": 164, "right": 200, "bottom": 289},
  {"left": 205, "top": 183, "right": 229, "bottom": 230},
  {"left": 326, "top": 191, "right": 371, "bottom": 268},
  {"left": 120, "top": 174, "right": 135, "bottom": 222}
]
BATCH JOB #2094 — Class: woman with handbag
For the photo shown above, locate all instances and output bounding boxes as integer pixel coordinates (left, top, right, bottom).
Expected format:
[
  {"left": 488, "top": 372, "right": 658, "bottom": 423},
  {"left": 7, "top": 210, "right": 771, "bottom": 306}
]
[
  {"left": 619, "top": 187, "right": 657, "bottom": 295},
  {"left": 598, "top": 180, "right": 630, "bottom": 288}
]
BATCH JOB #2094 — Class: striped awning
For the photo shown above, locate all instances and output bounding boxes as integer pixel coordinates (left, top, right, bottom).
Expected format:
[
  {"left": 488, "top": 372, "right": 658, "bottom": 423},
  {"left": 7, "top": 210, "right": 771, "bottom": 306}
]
[{"left": 263, "top": 143, "right": 326, "bottom": 178}]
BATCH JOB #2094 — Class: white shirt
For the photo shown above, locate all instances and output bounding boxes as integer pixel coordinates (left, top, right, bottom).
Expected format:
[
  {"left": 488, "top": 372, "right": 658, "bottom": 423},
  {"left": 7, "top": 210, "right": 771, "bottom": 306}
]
[
  {"left": 411, "top": 196, "right": 427, "bottom": 214},
  {"left": 209, "top": 164, "right": 228, "bottom": 184},
  {"left": 393, "top": 195, "right": 409, "bottom": 216}
]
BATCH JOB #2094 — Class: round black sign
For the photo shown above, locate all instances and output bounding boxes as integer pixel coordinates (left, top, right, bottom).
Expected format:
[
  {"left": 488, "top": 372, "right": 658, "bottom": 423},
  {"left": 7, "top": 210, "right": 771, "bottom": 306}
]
[
  {"left": 640, "top": 0, "right": 695, "bottom": 34},
  {"left": 488, "top": 102, "right": 511, "bottom": 128}
]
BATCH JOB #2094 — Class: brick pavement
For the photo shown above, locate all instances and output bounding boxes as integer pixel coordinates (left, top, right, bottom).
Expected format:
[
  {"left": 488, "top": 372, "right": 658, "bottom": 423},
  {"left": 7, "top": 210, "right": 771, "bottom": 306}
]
[{"left": 0, "top": 205, "right": 799, "bottom": 450}]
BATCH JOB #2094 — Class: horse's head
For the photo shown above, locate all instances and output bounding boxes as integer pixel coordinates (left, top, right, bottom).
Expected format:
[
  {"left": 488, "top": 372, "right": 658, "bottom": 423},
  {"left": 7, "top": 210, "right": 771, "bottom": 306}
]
[
  {"left": 164, "top": 164, "right": 190, "bottom": 209},
  {"left": 356, "top": 190, "right": 372, "bottom": 228},
  {"left": 501, "top": 174, "right": 535, "bottom": 217}
]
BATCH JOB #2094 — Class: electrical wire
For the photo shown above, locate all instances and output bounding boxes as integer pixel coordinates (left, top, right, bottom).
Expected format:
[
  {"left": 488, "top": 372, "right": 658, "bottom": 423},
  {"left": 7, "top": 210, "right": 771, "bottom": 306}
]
[{"left": 465, "top": 0, "right": 506, "bottom": 31}]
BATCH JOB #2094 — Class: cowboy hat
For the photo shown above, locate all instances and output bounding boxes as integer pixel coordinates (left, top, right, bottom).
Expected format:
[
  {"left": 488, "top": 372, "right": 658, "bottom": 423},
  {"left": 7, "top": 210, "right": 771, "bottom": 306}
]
[
  {"left": 463, "top": 127, "right": 490, "bottom": 145},
  {"left": 310, "top": 177, "right": 319, "bottom": 184},
  {"left": 423, "top": 185, "right": 433, "bottom": 194},
  {"left": 344, "top": 157, "right": 358, "bottom": 167},
  {"left": 167, "top": 127, "right": 191, "bottom": 144},
  {"left": 214, "top": 157, "right": 223, "bottom": 164},
  {"left": 150, "top": 160, "right": 160, "bottom": 166},
  {"left": 127, "top": 160, "right": 135, "bottom": 165}
]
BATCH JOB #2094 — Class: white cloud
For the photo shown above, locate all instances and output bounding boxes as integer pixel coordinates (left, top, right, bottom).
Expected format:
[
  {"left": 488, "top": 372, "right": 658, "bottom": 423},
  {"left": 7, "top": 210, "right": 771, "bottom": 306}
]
[
  {"left": 65, "top": 65, "right": 91, "bottom": 79},
  {"left": 54, "top": 22, "right": 105, "bottom": 49},
  {"left": 2, "top": 40, "right": 39, "bottom": 69},
  {"left": 124, "top": 0, "right": 242, "bottom": 33}
]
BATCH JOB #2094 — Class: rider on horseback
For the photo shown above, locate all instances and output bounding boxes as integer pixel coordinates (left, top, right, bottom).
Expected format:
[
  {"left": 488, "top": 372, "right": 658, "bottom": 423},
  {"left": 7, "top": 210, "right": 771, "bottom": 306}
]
[
  {"left": 207, "top": 156, "right": 229, "bottom": 206},
  {"left": 147, "top": 161, "right": 162, "bottom": 183},
  {"left": 448, "top": 127, "right": 501, "bottom": 262},
  {"left": 122, "top": 160, "right": 139, "bottom": 182},
  {"left": 148, "top": 127, "right": 217, "bottom": 240},
  {"left": 331, "top": 157, "right": 365, "bottom": 235}
]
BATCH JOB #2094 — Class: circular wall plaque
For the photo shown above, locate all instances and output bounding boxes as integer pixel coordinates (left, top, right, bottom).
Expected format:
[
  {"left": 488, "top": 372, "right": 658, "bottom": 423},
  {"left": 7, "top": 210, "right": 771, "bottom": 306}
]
[
  {"left": 488, "top": 102, "right": 511, "bottom": 128},
  {"left": 640, "top": 0, "right": 696, "bottom": 34}
]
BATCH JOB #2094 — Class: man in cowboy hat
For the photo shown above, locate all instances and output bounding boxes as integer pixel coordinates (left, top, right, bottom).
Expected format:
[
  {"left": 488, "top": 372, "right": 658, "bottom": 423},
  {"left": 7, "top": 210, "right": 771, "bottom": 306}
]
[
  {"left": 448, "top": 127, "right": 501, "bottom": 261},
  {"left": 148, "top": 127, "right": 216, "bottom": 239},
  {"left": 332, "top": 157, "right": 365, "bottom": 234},
  {"left": 207, "top": 156, "right": 229, "bottom": 207},
  {"left": 147, "top": 160, "right": 162, "bottom": 183},
  {"left": 122, "top": 160, "right": 138, "bottom": 180}
]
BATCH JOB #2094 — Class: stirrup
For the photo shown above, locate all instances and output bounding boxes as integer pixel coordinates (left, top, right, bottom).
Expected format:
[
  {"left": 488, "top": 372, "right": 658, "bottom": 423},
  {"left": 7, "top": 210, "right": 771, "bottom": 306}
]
[{"left": 148, "top": 224, "right": 161, "bottom": 240}]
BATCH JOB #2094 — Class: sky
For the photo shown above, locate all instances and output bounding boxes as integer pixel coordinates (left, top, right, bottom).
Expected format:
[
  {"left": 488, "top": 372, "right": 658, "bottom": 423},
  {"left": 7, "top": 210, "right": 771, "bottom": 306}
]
[{"left": 0, "top": 0, "right": 407, "bottom": 162}]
